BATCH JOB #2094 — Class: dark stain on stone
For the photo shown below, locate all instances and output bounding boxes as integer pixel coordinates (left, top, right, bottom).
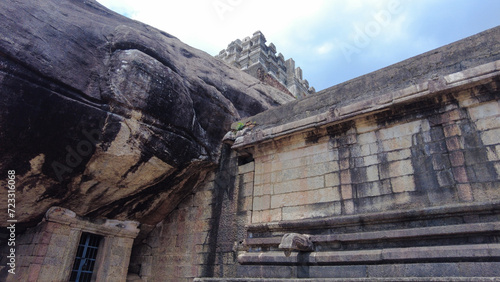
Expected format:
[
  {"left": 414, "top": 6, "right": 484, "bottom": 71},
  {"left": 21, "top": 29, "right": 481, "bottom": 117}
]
[
  {"left": 305, "top": 130, "right": 321, "bottom": 144},
  {"left": 326, "top": 120, "right": 355, "bottom": 138},
  {"left": 411, "top": 128, "right": 440, "bottom": 205},
  {"left": 460, "top": 118, "right": 498, "bottom": 182},
  {"left": 203, "top": 144, "right": 237, "bottom": 277},
  {"left": 181, "top": 48, "right": 194, "bottom": 58}
]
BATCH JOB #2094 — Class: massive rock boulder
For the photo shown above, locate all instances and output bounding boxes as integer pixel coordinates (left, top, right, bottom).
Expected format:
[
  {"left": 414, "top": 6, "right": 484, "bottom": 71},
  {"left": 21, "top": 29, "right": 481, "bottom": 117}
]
[{"left": 0, "top": 0, "right": 293, "bottom": 228}]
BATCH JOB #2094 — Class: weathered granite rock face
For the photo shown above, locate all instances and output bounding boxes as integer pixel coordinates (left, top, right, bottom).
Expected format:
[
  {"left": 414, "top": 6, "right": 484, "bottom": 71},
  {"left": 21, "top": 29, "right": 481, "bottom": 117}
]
[{"left": 0, "top": 0, "right": 293, "bottom": 228}]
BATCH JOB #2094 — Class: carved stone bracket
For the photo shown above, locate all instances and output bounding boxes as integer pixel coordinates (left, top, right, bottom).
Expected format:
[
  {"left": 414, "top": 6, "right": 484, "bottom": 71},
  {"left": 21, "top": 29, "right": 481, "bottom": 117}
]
[{"left": 278, "top": 233, "right": 314, "bottom": 257}]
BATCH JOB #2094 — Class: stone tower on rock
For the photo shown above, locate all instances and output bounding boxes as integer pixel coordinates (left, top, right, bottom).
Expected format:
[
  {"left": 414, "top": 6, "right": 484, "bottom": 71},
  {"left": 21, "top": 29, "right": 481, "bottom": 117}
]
[{"left": 216, "top": 31, "right": 315, "bottom": 99}]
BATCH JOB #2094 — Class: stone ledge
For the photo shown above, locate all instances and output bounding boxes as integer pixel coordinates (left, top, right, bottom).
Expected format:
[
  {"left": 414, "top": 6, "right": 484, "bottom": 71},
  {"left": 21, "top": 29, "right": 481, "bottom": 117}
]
[
  {"left": 246, "top": 200, "right": 500, "bottom": 233},
  {"left": 231, "top": 60, "right": 500, "bottom": 150},
  {"left": 45, "top": 206, "right": 140, "bottom": 238},
  {"left": 244, "top": 221, "right": 500, "bottom": 247},
  {"left": 195, "top": 277, "right": 500, "bottom": 281},
  {"left": 237, "top": 243, "right": 500, "bottom": 265}
]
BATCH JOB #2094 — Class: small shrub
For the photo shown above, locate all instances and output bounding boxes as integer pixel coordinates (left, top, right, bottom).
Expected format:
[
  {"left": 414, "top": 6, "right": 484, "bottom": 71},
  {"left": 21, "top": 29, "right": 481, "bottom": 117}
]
[{"left": 236, "top": 122, "right": 245, "bottom": 131}]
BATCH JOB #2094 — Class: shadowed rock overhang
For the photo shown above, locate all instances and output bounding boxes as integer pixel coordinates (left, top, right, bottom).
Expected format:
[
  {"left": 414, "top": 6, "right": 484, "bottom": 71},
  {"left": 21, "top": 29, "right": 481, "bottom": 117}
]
[{"left": 0, "top": 0, "right": 293, "bottom": 231}]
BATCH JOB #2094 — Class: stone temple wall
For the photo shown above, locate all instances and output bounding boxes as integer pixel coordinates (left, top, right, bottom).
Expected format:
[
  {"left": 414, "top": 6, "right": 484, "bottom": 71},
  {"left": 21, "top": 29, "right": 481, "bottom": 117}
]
[
  {"left": 242, "top": 89, "right": 500, "bottom": 224},
  {"left": 136, "top": 26, "right": 500, "bottom": 281},
  {"left": 214, "top": 47, "right": 500, "bottom": 280},
  {"left": 2, "top": 207, "right": 139, "bottom": 282}
]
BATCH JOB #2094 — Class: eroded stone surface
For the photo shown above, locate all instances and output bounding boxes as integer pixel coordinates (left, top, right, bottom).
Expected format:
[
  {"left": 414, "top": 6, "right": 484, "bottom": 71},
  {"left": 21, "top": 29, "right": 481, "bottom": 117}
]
[{"left": 0, "top": 0, "right": 293, "bottom": 228}]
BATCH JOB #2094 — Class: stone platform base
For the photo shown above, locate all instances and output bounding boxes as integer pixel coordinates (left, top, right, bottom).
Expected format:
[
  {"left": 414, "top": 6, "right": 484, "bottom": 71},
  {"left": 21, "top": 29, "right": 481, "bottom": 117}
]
[{"left": 195, "top": 278, "right": 500, "bottom": 282}]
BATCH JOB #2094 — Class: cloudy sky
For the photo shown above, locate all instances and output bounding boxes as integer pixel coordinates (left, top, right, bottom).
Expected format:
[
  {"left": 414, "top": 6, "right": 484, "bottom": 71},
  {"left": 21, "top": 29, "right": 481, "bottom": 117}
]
[{"left": 96, "top": 0, "right": 500, "bottom": 91}]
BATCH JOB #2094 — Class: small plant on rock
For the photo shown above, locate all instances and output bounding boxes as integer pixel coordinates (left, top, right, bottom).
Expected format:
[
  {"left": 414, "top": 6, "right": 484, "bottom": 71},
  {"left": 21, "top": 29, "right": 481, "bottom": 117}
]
[{"left": 236, "top": 122, "right": 245, "bottom": 131}]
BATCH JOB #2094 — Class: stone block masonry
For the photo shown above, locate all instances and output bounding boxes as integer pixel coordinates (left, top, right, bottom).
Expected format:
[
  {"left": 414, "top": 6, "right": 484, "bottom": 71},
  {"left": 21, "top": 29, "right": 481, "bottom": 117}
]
[
  {"left": 0, "top": 207, "right": 139, "bottom": 282},
  {"left": 236, "top": 68, "right": 500, "bottom": 224},
  {"left": 221, "top": 29, "right": 500, "bottom": 279}
]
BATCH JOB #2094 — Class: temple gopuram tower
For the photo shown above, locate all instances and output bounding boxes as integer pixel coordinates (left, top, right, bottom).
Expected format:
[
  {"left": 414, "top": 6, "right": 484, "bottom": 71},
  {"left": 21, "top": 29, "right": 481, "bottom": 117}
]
[{"left": 216, "top": 31, "right": 315, "bottom": 99}]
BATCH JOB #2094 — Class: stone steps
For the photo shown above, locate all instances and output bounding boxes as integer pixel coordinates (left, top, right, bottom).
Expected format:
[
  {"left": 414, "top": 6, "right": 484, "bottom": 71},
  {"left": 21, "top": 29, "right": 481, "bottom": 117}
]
[
  {"left": 194, "top": 261, "right": 500, "bottom": 281},
  {"left": 195, "top": 278, "right": 500, "bottom": 282}
]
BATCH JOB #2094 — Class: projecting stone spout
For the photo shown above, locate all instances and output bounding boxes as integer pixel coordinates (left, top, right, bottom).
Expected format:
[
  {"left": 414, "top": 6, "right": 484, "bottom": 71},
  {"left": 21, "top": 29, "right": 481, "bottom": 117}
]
[{"left": 278, "top": 233, "right": 314, "bottom": 257}]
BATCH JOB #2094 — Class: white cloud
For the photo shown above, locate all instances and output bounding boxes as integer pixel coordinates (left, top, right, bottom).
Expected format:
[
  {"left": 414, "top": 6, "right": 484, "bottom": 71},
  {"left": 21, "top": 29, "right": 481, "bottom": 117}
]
[
  {"left": 316, "top": 42, "right": 334, "bottom": 55},
  {"left": 97, "top": 0, "right": 331, "bottom": 55},
  {"left": 96, "top": 0, "right": 500, "bottom": 91},
  {"left": 96, "top": 0, "right": 409, "bottom": 58}
]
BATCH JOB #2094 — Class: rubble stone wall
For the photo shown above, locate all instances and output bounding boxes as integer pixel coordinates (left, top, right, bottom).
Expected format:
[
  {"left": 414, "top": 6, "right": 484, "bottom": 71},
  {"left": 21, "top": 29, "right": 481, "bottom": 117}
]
[
  {"left": 130, "top": 146, "right": 258, "bottom": 281},
  {"left": 128, "top": 173, "right": 216, "bottom": 282}
]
